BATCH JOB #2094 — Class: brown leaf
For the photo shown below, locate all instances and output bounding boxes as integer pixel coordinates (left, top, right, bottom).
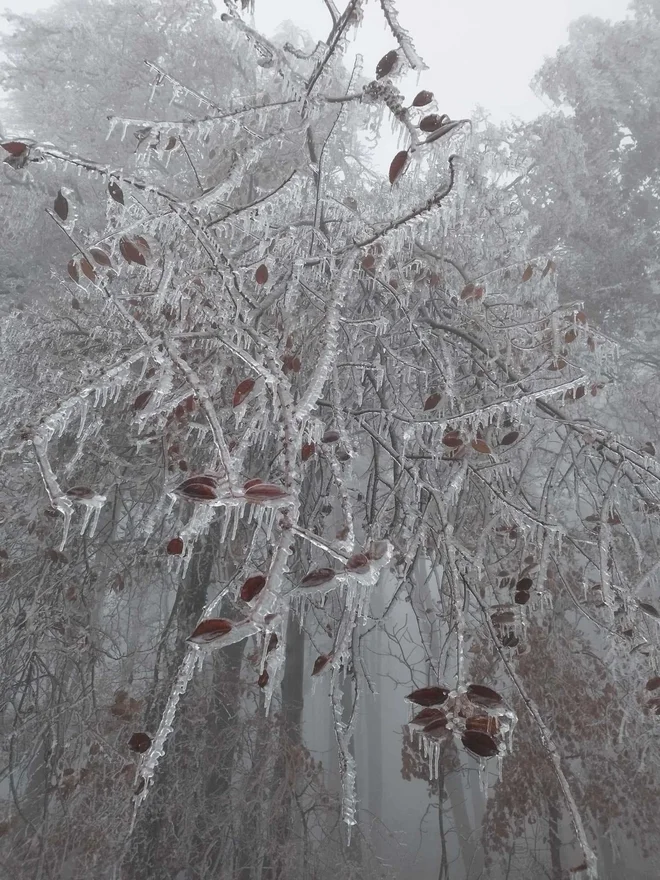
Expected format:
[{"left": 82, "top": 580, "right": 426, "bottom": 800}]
[
  {"left": 500, "top": 431, "right": 519, "bottom": 446},
  {"left": 466, "top": 684, "right": 504, "bottom": 707},
  {"left": 521, "top": 265, "right": 533, "bottom": 282},
  {"left": 240, "top": 574, "right": 266, "bottom": 603},
  {"left": 514, "top": 590, "right": 530, "bottom": 605},
  {"left": 128, "top": 732, "right": 152, "bottom": 754},
  {"left": 54, "top": 190, "right": 69, "bottom": 221},
  {"left": 120, "top": 237, "right": 146, "bottom": 266},
  {"left": 165, "top": 136, "right": 177, "bottom": 151},
  {"left": 267, "top": 633, "right": 278, "bottom": 653},
  {"left": 548, "top": 357, "right": 567, "bottom": 371},
  {"left": 257, "top": 670, "right": 269, "bottom": 688},
  {"left": 389, "top": 149, "right": 409, "bottom": 185},
  {"left": 178, "top": 481, "right": 218, "bottom": 502},
  {"left": 541, "top": 259, "right": 555, "bottom": 278},
  {"left": 516, "top": 577, "right": 533, "bottom": 591},
  {"left": 244, "top": 482, "right": 288, "bottom": 503},
  {"left": 361, "top": 253, "right": 376, "bottom": 271},
  {"left": 424, "top": 392, "right": 442, "bottom": 411},
  {"left": 412, "top": 90, "right": 434, "bottom": 107},
  {"left": 442, "top": 430, "right": 463, "bottom": 448},
  {"left": 300, "top": 568, "right": 336, "bottom": 588},
  {"left": 575, "top": 311, "right": 587, "bottom": 325},
  {"left": 564, "top": 328, "right": 577, "bottom": 344},
  {"left": 133, "top": 390, "right": 152, "bottom": 411},
  {"left": 639, "top": 602, "right": 660, "bottom": 619},
  {"left": 312, "top": 654, "right": 331, "bottom": 676},
  {"left": 367, "top": 540, "right": 389, "bottom": 561},
  {"left": 346, "top": 553, "right": 370, "bottom": 574},
  {"left": 89, "top": 246, "right": 112, "bottom": 266},
  {"left": 243, "top": 478, "right": 262, "bottom": 490},
  {"left": 646, "top": 676, "right": 660, "bottom": 691},
  {"left": 108, "top": 180, "right": 124, "bottom": 204},
  {"left": 66, "top": 486, "right": 95, "bottom": 500},
  {"left": 1, "top": 141, "right": 28, "bottom": 156},
  {"left": 67, "top": 260, "right": 80, "bottom": 283},
  {"left": 188, "top": 618, "right": 233, "bottom": 644},
  {"left": 461, "top": 730, "right": 498, "bottom": 758},
  {"left": 419, "top": 113, "right": 448, "bottom": 132},
  {"left": 471, "top": 438, "right": 491, "bottom": 455},
  {"left": 376, "top": 49, "right": 398, "bottom": 79},
  {"left": 301, "top": 442, "right": 316, "bottom": 461},
  {"left": 322, "top": 429, "right": 340, "bottom": 444},
  {"left": 642, "top": 441, "right": 656, "bottom": 456},
  {"left": 80, "top": 258, "right": 96, "bottom": 281},
  {"left": 406, "top": 686, "right": 450, "bottom": 707},
  {"left": 255, "top": 264, "right": 268, "bottom": 284},
  {"left": 167, "top": 537, "right": 184, "bottom": 556},
  {"left": 423, "top": 715, "right": 450, "bottom": 737},
  {"left": 460, "top": 283, "right": 484, "bottom": 302},
  {"left": 410, "top": 707, "right": 445, "bottom": 725},
  {"left": 233, "top": 377, "right": 255, "bottom": 407}
]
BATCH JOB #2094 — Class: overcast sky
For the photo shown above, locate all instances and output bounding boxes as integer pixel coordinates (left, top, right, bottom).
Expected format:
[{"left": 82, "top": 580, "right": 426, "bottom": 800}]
[{"left": 2, "top": 0, "right": 632, "bottom": 122}]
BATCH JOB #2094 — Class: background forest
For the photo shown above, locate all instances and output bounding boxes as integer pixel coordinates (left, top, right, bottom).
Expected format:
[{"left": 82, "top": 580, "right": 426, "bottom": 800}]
[{"left": 1, "top": 1, "right": 660, "bottom": 879}]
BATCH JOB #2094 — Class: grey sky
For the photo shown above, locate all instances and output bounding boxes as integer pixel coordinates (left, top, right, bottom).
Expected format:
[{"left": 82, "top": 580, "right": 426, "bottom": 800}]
[{"left": 2, "top": 0, "right": 632, "bottom": 121}]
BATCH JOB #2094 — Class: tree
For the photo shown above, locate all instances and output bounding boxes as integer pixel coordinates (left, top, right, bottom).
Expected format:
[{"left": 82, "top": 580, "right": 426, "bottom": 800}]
[{"left": 2, "top": 2, "right": 660, "bottom": 879}]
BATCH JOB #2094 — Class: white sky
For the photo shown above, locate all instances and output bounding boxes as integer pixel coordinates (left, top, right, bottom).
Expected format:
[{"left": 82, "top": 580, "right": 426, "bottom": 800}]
[{"left": 1, "top": 0, "right": 632, "bottom": 121}]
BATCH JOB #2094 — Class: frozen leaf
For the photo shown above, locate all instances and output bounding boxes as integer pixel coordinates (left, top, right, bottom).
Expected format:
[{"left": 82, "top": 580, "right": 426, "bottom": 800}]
[
  {"left": 300, "top": 568, "right": 336, "bottom": 588},
  {"left": 233, "top": 377, "right": 255, "bottom": 407},
  {"left": 258, "top": 670, "right": 269, "bottom": 688},
  {"left": 67, "top": 260, "right": 79, "bottom": 283},
  {"left": 424, "top": 392, "right": 442, "bottom": 411},
  {"left": 177, "top": 480, "right": 218, "bottom": 502},
  {"left": 461, "top": 283, "right": 484, "bottom": 302},
  {"left": 639, "top": 602, "right": 660, "bottom": 619},
  {"left": 376, "top": 49, "right": 398, "bottom": 79},
  {"left": 410, "top": 707, "right": 445, "bottom": 725},
  {"left": 128, "top": 732, "right": 152, "bottom": 754},
  {"left": 133, "top": 390, "right": 152, "bottom": 411},
  {"left": 167, "top": 537, "right": 184, "bottom": 555},
  {"left": 389, "top": 149, "right": 409, "bottom": 185},
  {"left": 240, "top": 574, "right": 266, "bottom": 602},
  {"left": 406, "top": 686, "right": 450, "bottom": 707},
  {"left": 367, "top": 540, "right": 389, "bottom": 561},
  {"left": 514, "top": 590, "right": 530, "bottom": 605},
  {"left": 361, "top": 253, "right": 375, "bottom": 271},
  {"left": 564, "top": 328, "right": 577, "bottom": 343},
  {"left": 188, "top": 618, "right": 233, "bottom": 644},
  {"left": 442, "top": 430, "right": 463, "bottom": 448},
  {"left": 301, "top": 442, "right": 316, "bottom": 461},
  {"left": 541, "top": 259, "right": 555, "bottom": 278},
  {"left": 120, "top": 237, "right": 146, "bottom": 266},
  {"left": 255, "top": 264, "right": 268, "bottom": 284},
  {"left": 322, "top": 429, "right": 340, "bottom": 444},
  {"left": 466, "top": 684, "right": 504, "bottom": 707},
  {"left": 66, "top": 486, "right": 95, "bottom": 500},
  {"left": 1, "top": 141, "right": 28, "bottom": 156},
  {"left": 412, "top": 89, "right": 434, "bottom": 107},
  {"left": 462, "top": 730, "right": 498, "bottom": 758},
  {"left": 346, "top": 553, "right": 370, "bottom": 574},
  {"left": 243, "top": 478, "right": 263, "bottom": 490},
  {"left": 548, "top": 358, "right": 567, "bottom": 372},
  {"left": 54, "top": 190, "right": 69, "bottom": 221},
  {"left": 575, "top": 311, "right": 587, "bottom": 325},
  {"left": 423, "top": 716, "right": 450, "bottom": 737},
  {"left": 244, "top": 482, "right": 288, "bottom": 503},
  {"left": 165, "top": 136, "right": 177, "bottom": 150},
  {"left": 267, "top": 633, "right": 278, "bottom": 653},
  {"left": 108, "top": 181, "right": 124, "bottom": 204},
  {"left": 80, "top": 258, "right": 96, "bottom": 281},
  {"left": 642, "top": 442, "right": 656, "bottom": 456},
  {"left": 89, "top": 247, "right": 112, "bottom": 266},
  {"left": 419, "top": 113, "right": 448, "bottom": 132},
  {"left": 500, "top": 431, "right": 519, "bottom": 446},
  {"left": 516, "top": 577, "right": 533, "bottom": 591},
  {"left": 312, "top": 654, "right": 331, "bottom": 676},
  {"left": 521, "top": 265, "right": 533, "bottom": 282},
  {"left": 471, "top": 438, "right": 491, "bottom": 455},
  {"left": 646, "top": 676, "right": 660, "bottom": 691}
]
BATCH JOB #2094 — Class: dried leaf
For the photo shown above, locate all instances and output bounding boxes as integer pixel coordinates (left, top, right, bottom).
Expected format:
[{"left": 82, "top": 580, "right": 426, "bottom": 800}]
[
  {"left": 442, "top": 430, "right": 463, "bottom": 448},
  {"left": 541, "top": 259, "right": 555, "bottom": 278},
  {"left": 367, "top": 540, "right": 389, "bottom": 561},
  {"left": 516, "top": 577, "right": 533, "bottom": 591},
  {"left": 244, "top": 482, "right": 288, "bottom": 503},
  {"left": 255, "top": 264, "right": 268, "bottom": 284},
  {"left": 300, "top": 568, "right": 336, "bottom": 588},
  {"left": 188, "top": 618, "right": 233, "bottom": 644},
  {"left": 133, "top": 390, "right": 152, "bottom": 411},
  {"left": 346, "top": 553, "right": 370, "bottom": 574},
  {"left": 243, "top": 478, "right": 262, "bottom": 490},
  {"left": 500, "top": 431, "right": 519, "bottom": 446},
  {"left": 80, "top": 258, "right": 96, "bottom": 281},
  {"left": 460, "top": 283, "right": 484, "bottom": 302},
  {"left": 406, "top": 686, "right": 450, "bottom": 707},
  {"left": 461, "top": 730, "right": 498, "bottom": 758},
  {"left": 233, "top": 377, "right": 255, "bottom": 407},
  {"left": 257, "top": 670, "right": 269, "bottom": 688},
  {"left": 521, "top": 265, "right": 533, "bottom": 282},
  {"left": 89, "top": 246, "right": 112, "bottom": 266},
  {"left": 67, "top": 260, "right": 80, "bottom": 283},
  {"left": 410, "top": 707, "right": 445, "bottom": 725},
  {"left": 165, "top": 136, "right": 177, "bottom": 151},
  {"left": 423, "top": 716, "right": 450, "bottom": 737},
  {"left": 419, "top": 113, "right": 448, "bottom": 132},
  {"left": 389, "top": 149, "right": 409, "bottom": 185},
  {"left": 240, "top": 574, "right": 266, "bottom": 603},
  {"left": 642, "top": 441, "right": 656, "bottom": 456},
  {"left": 54, "top": 190, "right": 69, "bottom": 221},
  {"left": 301, "top": 442, "right": 316, "bottom": 461},
  {"left": 322, "top": 429, "right": 340, "bottom": 444},
  {"left": 412, "top": 89, "right": 434, "bottom": 107},
  {"left": 466, "top": 684, "right": 504, "bottom": 707},
  {"left": 178, "top": 481, "right": 217, "bottom": 502},
  {"left": 376, "top": 49, "right": 398, "bottom": 79},
  {"left": 167, "top": 537, "right": 184, "bottom": 555},
  {"left": 548, "top": 358, "right": 567, "bottom": 372},
  {"left": 120, "top": 237, "right": 146, "bottom": 266},
  {"left": 1, "top": 141, "right": 28, "bottom": 156},
  {"left": 312, "top": 654, "right": 331, "bottom": 676},
  {"left": 108, "top": 180, "right": 124, "bottom": 205},
  {"left": 639, "top": 601, "right": 660, "bottom": 619},
  {"left": 424, "top": 392, "right": 442, "bottom": 411},
  {"left": 471, "top": 438, "right": 491, "bottom": 455},
  {"left": 646, "top": 676, "right": 660, "bottom": 691},
  {"left": 128, "top": 732, "right": 152, "bottom": 754},
  {"left": 514, "top": 590, "right": 530, "bottom": 605},
  {"left": 361, "top": 253, "right": 375, "bottom": 271},
  {"left": 564, "top": 328, "right": 577, "bottom": 343}
]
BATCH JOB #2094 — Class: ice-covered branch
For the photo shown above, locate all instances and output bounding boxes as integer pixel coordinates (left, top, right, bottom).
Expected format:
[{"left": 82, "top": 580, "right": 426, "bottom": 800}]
[{"left": 376, "top": 0, "right": 428, "bottom": 71}]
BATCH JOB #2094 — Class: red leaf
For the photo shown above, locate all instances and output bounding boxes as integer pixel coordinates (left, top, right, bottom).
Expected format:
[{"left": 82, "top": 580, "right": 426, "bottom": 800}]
[
  {"left": 301, "top": 442, "right": 316, "bottom": 461},
  {"left": 188, "top": 618, "right": 233, "bottom": 644},
  {"left": 424, "top": 392, "right": 442, "bottom": 411},
  {"left": 470, "top": 438, "right": 491, "bottom": 455},
  {"left": 108, "top": 181, "right": 124, "bottom": 204},
  {"left": 167, "top": 537, "right": 184, "bottom": 555},
  {"left": 442, "top": 430, "right": 463, "bottom": 448},
  {"left": 361, "top": 253, "right": 375, "bottom": 271},
  {"left": 120, "top": 237, "right": 146, "bottom": 265},
  {"left": 80, "top": 258, "right": 96, "bottom": 281},
  {"left": 564, "top": 328, "right": 577, "bottom": 343},
  {"left": 133, "top": 390, "right": 152, "bottom": 411},
  {"left": 410, "top": 707, "right": 445, "bottom": 725},
  {"left": 54, "top": 190, "right": 69, "bottom": 221},
  {"left": 412, "top": 89, "right": 434, "bottom": 107},
  {"left": 257, "top": 670, "right": 269, "bottom": 688},
  {"left": 389, "top": 149, "right": 409, "bottom": 185},
  {"left": 346, "top": 553, "right": 370, "bottom": 574},
  {"left": 1, "top": 141, "right": 28, "bottom": 156},
  {"left": 575, "top": 311, "right": 587, "bottom": 325},
  {"left": 514, "top": 590, "right": 530, "bottom": 605},
  {"left": 243, "top": 478, "right": 263, "bottom": 490},
  {"left": 128, "top": 732, "right": 152, "bottom": 754},
  {"left": 67, "top": 260, "right": 80, "bottom": 283},
  {"left": 376, "top": 49, "right": 398, "bottom": 79},
  {"left": 178, "top": 480, "right": 217, "bottom": 501},
  {"left": 244, "top": 482, "right": 288, "bottom": 503},
  {"left": 646, "top": 676, "right": 660, "bottom": 691},
  {"left": 466, "top": 684, "right": 504, "bottom": 707},
  {"left": 89, "top": 246, "right": 112, "bottom": 266},
  {"left": 461, "top": 283, "right": 484, "bottom": 302},
  {"left": 423, "top": 715, "right": 450, "bottom": 737},
  {"left": 406, "top": 686, "right": 450, "bottom": 707},
  {"left": 521, "top": 265, "right": 533, "bottom": 282},
  {"left": 233, "top": 377, "right": 255, "bottom": 407},
  {"left": 312, "top": 654, "right": 331, "bottom": 676},
  {"left": 255, "top": 264, "right": 268, "bottom": 285},
  {"left": 419, "top": 113, "right": 448, "bottom": 132},
  {"left": 461, "top": 730, "right": 498, "bottom": 758},
  {"left": 267, "top": 633, "right": 278, "bottom": 653},
  {"left": 179, "top": 474, "right": 217, "bottom": 490},
  {"left": 322, "top": 429, "right": 340, "bottom": 444},
  {"left": 240, "top": 574, "right": 266, "bottom": 603},
  {"left": 500, "top": 431, "right": 519, "bottom": 445},
  {"left": 300, "top": 568, "right": 336, "bottom": 588}
]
